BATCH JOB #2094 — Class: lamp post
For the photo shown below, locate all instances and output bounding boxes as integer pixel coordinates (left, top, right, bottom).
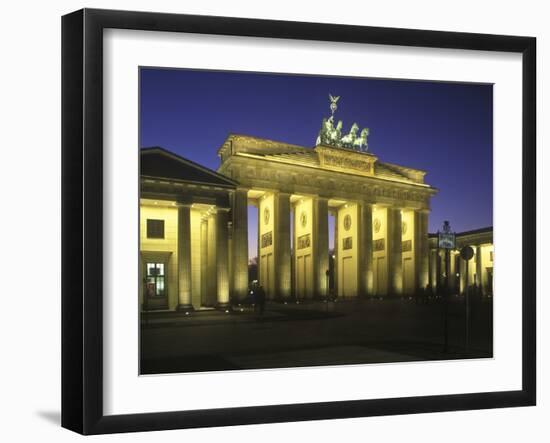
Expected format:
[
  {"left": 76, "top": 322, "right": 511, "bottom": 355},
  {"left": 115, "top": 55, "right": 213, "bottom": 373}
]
[
  {"left": 325, "top": 269, "right": 330, "bottom": 313},
  {"left": 438, "top": 221, "right": 456, "bottom": 353}
]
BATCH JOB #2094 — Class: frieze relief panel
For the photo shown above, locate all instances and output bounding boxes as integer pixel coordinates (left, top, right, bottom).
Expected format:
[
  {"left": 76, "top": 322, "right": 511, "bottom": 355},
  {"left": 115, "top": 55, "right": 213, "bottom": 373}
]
[
  {"left": 297, "top": 234, "right": 311, "bottom": 250},
  {"left": 261, "top": 231, "right": 273, "bottom": 249},
  {"left": 343, "top": 237, "right": 353, "bottom": 250},
  {"left": 324, "top": 153, "right": 372, "bottom": 173},
  {"left": 374, "top": 238, "right": 385, "bottom": 252},
  {"left": 315, "top": 145, "right": 377, "bottom": 178}
]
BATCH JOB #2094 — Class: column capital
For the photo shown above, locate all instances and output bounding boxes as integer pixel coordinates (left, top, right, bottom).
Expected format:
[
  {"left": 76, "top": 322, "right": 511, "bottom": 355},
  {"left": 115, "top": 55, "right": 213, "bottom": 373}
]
[
  {"left": 275, "top": 191, "right": 292, "bottom": 198},
  {"left": 388, "top": 205, "right": 404, "bottom": 212},
  {"left": 314, "top": 195, "right": 330, "bottom": 202}
]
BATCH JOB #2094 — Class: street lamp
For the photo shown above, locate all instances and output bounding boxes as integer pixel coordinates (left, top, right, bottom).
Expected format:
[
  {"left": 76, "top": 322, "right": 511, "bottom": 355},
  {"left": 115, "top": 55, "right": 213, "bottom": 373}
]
[
  {"left": 460, "top": 245, "right": 475, "bottom": 353},
  {"left": 438, "top": 220, "right": 456, "bottom": 353}
]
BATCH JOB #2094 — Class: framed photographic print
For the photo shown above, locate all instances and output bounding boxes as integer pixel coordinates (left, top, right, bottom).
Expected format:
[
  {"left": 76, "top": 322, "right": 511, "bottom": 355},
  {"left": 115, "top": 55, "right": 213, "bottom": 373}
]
[{"left": 61, "top": 8, "right": 536, "bottom": 435}]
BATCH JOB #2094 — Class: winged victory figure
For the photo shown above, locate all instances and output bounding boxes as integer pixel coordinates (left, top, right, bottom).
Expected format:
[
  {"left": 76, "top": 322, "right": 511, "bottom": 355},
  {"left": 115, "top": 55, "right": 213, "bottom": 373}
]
[{"left": 329, "top": 94, "right": 340, "bottom": 115}]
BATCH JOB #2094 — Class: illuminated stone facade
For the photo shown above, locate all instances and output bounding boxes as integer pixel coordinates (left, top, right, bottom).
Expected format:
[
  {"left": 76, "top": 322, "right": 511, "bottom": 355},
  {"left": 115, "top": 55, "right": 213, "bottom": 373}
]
[
  {"left": 139, "top": 133, "right": 442, "bottom": 311},
  {"left": 218, "top": 134, "right": 437, "bottom": 302},
  {"left": 139, "top": 148, "right": 237, "bottom": 311}
]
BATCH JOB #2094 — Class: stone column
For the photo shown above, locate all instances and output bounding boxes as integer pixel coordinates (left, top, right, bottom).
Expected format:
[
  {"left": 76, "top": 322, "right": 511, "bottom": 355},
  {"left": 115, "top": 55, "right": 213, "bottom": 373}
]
[
  {"left": 291, "top": 204, "right": 296, "bottom": 298},
  {"left": 414, "top": 210, "right": 429, "bottom": 293},
  {"left": 359, "top": 202, "right": 374, "bottom": 297},
  {"left": 334, "top": 210, "right": 339, "bottom": 298},
  {"left": 459, "top": 256, "right": 466, "bottom": 295},
  {"left": 207, "top": 213, "right": 217, "bottom": 306},
  {"left": 387, "top": 207, "right": 403, "bottom": 296},
  {"left": 448, "top": 252, "right": 455, "bottom": 293},
  {"left": 216, "top": 208, "right": 230, "bottom": 308},
  {"left": 139, "top": 257, "right": 144, "bottom": 310},
  {"left": 274, "top": 192, "right": 292, "bottom": 299},
  {"left": 257, "top": 203, "right": 261, "bottom": 284},
  {"left": 232, "top": 189, "right": 249, "bottom": 301},
  {"left": 439, "top": 250, "right": 446, "bottom": 290},
  {"left": 313, "top": 197, "right": 329, "bottom": 298},
  {"left": 449, "top": 252, "right": 457, "bottom": 293},
  {"left": 200, "top": 219, "right": 208, "bottom": 305},
  {"left": 429, "top": 249, "right": 438, "bottom": 295},
  {"left": 476, "top": 245, "right": 484, "bottom": 296},
  {"left": 176, "top": 204, "right": 193, "bottom": 311}
]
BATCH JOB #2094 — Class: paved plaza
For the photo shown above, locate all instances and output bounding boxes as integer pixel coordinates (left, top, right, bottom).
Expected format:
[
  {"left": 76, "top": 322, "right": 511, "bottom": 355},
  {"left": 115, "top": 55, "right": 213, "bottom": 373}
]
[{"left": 140, "top": 296, "right": 493, "bottom": 374}]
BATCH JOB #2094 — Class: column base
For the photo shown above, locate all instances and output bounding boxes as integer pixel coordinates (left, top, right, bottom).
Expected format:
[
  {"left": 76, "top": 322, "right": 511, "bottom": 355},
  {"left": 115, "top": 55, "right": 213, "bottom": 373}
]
[
  {"left": 175, "top": 304, "right": 195, "bottom": 312},
  {"left": 215, "top": 302, "right": 232, "bottom": 312}
]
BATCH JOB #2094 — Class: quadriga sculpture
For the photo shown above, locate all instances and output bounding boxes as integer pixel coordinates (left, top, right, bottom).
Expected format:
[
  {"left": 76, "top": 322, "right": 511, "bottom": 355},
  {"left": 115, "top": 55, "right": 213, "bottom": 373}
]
[{"left": 315, "top": 94, "right": 370, "bottom": 152}]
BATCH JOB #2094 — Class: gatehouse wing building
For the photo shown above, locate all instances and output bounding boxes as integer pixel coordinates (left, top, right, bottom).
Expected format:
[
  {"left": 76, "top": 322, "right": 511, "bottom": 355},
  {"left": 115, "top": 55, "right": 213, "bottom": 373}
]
[
  {"left": 429, "top": 227, "right": 494, "bottom": 297},
  {"left": 140, "top": 147, "right": 238, "bottom": 311}
]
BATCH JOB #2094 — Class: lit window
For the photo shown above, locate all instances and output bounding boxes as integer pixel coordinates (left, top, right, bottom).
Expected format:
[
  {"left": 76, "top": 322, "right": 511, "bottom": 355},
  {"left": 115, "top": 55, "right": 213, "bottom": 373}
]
[
  {"left": 145, "top": 262, "right": 165, "bottom": 297},
  {"left": 147, "top": 219, "right": 165, "bottom": 239}
]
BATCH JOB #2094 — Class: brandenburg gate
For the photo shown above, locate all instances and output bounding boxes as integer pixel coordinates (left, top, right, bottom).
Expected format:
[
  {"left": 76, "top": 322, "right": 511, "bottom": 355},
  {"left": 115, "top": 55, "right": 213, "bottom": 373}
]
[{"left": 219, "top": 96, "right": 437, "bottom": 302}]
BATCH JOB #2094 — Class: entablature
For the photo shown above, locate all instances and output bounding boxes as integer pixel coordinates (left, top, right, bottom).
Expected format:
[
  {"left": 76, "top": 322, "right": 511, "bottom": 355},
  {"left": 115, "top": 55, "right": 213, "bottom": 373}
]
[{"left": 218, "top": 156, "right": 436, "bottom": 210}]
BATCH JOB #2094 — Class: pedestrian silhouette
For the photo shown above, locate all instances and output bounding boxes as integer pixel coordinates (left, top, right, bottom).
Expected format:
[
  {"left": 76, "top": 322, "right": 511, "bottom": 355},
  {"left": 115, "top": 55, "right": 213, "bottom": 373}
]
[{"left": 256, "top": 285, "right": 266, "bottom": 315}]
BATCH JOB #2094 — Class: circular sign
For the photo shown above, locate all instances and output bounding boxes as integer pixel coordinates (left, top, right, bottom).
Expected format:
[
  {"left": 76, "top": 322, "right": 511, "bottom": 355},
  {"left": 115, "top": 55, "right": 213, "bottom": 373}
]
[
  {"left": 343, "top": 214, "right": 352, "bottom": 231},
  {"left": 263, "top": 207, "right": 270, "bottom": 225},
  {"left": 402, "top": 221, "right": 408, "bottom": 235},
  {"left": 373, "top": 218, "right": 381, "bottom": 233},
  {"left": 300, "top": 211, "right": 307, "bottom": 228},
  {"left": 460, "top": 245, "right": 474, "bottom": 261}
]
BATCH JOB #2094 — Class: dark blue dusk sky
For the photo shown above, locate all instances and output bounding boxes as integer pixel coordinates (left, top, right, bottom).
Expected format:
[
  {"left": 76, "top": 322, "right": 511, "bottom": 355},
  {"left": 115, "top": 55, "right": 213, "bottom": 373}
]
[{"left": 140, "top": 67, "right": 492, "bottom": 253}]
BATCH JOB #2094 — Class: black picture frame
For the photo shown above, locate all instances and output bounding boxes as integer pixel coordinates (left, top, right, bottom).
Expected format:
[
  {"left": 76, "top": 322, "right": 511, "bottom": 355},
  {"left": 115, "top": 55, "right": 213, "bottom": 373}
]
[{"left": 62, "top": 8, "right": 536, "bottom": 435}]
